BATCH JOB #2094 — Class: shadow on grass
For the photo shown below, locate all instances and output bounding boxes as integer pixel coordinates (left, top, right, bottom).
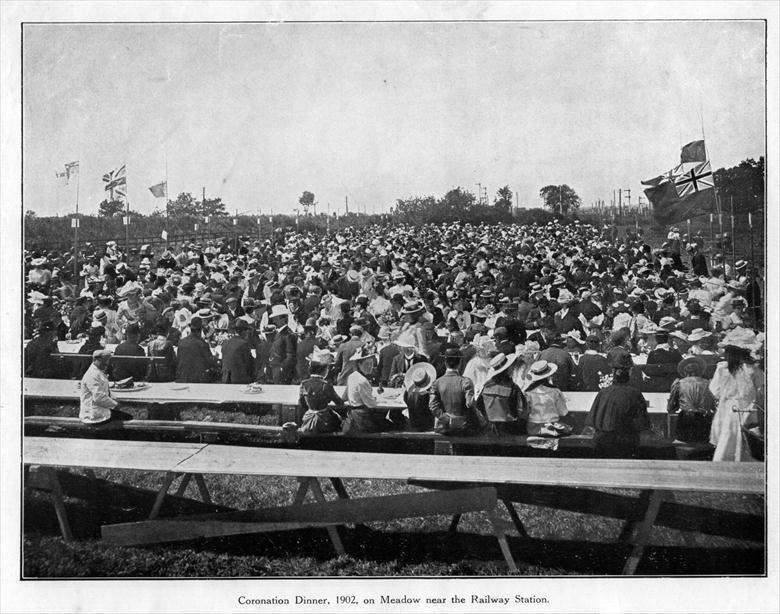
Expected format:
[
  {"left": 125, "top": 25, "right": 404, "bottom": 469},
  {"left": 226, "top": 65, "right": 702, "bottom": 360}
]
[{"left": 24, "top": 478, "right": 764, "bottom": 577}]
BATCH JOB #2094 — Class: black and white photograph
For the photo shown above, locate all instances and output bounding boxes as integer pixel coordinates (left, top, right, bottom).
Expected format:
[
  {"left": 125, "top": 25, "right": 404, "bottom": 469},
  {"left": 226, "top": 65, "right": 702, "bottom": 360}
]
[{"left": 1, "top": 2, "right": 778, "bottom": 613}]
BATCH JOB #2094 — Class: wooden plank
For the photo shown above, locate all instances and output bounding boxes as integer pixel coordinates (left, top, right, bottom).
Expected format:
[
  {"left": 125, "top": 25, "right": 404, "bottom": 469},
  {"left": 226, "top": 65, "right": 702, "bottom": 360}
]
[
  {"left": 307, "top": 477, "right": 346, "bottom": 555},
  {"left": 23, "top": 437, "right": 765, "bottom": 495},
  {"left": 24, "top": 437, "right": 206, "bottom": 472},
  {"left": 102, "top": 487, "right": 498, "bottom": 546},
  {"left": 622, "top": 490, "right": 667, "bottom": 575},
  {"left": 42, "top": 467, "right": 73, "bottom": 541},
  {"left": 149, "top": 472, "right": 178, "bottom": 519},
  {"left": 23, "top": 378, "right": 667, "bottom": 413},
  {"left": 176, "top": 443, "right": 765, "bottom": 494},
  {"left": 25, "top": 416, "right": 283, "bottom": 438}
]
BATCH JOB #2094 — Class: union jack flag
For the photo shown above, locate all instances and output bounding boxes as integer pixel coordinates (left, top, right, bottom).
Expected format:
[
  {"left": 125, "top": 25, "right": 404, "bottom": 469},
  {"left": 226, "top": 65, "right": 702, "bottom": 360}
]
[
  {"left": 674, "top": 160, "right": 713, "bottom": 198},
  {"left": 55, "top": 161, "right": 79, "bottom": 186},
  {"left": 103, "top": 164, "right": 126, "bottom": 199}
]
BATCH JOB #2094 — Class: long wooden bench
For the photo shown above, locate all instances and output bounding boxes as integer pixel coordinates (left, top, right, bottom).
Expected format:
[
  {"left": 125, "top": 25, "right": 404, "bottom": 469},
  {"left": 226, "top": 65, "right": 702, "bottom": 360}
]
[
  {"left": 24, "top": 415, "right": 713, "bottom": 461},
  {"left": 23, "top": 436, "right": 763, "bottom": 574}
]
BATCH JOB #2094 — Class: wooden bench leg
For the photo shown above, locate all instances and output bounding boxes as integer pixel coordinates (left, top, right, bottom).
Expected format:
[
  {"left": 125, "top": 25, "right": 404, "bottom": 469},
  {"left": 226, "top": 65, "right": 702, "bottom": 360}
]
[
  {"left": 307, "top": 477, "right": 346, "bottom": 556},
  {"left": 449, "top": 513, "right": 461, "bottom": 533},
  {"left": 292, "top": 477, "right": 311, "bottom": 505},
  {"left": 175, "top": 473, "right": 193, "bottom": 497},
  {"left": 618, "top": 489, "right": 652, "bottom": 543},
  {"left": 486, "top": 508, "right": 518, "bottom": 572},
  {"left": 330, "top": 477, "right": 350, "bottom": 499},
  {"left": 148, "top": 472, "right": 177, "bottom": 520},
  {"left": 194, "top": 474, "right": 212, "bottom": 504},
  {"left": 42, "top": 467, "right": 73, "bottom": 541},
  {"left": 622, "top": 490, "right": 665, "bottom": 575},
  {"left": 502, "top": 499, "right": 529, "bottom": 538}
]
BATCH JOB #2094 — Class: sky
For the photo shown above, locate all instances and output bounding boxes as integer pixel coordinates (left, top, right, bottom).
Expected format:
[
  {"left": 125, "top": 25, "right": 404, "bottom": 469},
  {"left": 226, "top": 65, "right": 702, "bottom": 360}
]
[{"left": 22, "top": 21, "right": 765, "bottom": 217}]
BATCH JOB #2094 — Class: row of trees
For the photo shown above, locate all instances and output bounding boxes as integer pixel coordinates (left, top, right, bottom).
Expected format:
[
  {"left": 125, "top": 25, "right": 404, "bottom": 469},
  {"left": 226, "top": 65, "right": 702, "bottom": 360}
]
[{"left": 98, "top": 192, "right": 229, "bottom": 218}]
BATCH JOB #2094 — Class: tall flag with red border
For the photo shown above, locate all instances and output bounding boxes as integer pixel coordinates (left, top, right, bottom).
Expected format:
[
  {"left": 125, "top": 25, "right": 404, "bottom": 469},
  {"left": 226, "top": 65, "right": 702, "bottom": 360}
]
[{"left": 642, "top": 141, "right": 715, "bottom": 225}]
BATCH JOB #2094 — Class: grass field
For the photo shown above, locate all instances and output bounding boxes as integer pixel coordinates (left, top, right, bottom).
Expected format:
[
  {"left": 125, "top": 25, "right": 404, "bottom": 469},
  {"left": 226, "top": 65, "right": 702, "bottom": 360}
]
[{"left": 23, "top": 403, "right": 765, "bottom": 578}]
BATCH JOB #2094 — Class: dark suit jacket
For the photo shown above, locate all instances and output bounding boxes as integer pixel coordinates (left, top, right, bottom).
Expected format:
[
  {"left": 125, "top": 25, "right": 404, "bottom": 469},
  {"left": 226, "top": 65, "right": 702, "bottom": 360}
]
[
  {"left": 112, "top": 341, "right": 148, "bottom": 381},
  {"left": 176, "top": 333, "right": 217, "bottom": 383},
  {"left": 388, "top": 352, "right": 426, "bottom": 383},
  {"left": 576, "top": 352, "right": 611, "bottom": 391},
  {"left": 269, "top": 326, "right": 297, "bottom": 384},
  {"left": 221, "top": 335, "right": 254, "bottom": 384},
  {"left": 377, "top": 343, "right": 400, "bottom": 385},
  {"left": 527, "top": 331, "right": 551, "bottom": 351},
  {"left": 554, "top": 311, "right": 585, "bottom": 337}
]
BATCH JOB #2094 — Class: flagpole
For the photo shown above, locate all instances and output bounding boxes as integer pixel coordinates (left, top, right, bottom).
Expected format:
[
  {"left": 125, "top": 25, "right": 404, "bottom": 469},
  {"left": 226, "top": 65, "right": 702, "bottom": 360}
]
[
  {"left": 729, "top": 196, "right": 736, "bottom": 279},
  {"left": 73, "top": 162, "right": 80, "bottom": 283},
  {"left": 748, "top": 212, "right": 757, "bottom": 325},
  {"left": 125, "top": 164, "right": 130, "bottom": 267},
  {"left": 165, "top": 151, "right": 169, "bottom": 249}
]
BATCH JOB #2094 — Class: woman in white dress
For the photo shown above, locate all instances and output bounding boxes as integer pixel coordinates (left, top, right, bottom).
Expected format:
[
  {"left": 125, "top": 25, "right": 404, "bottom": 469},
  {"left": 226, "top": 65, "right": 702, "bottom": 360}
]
[{"left": 709, "top": 327, "right": 764, "bottom": 462}]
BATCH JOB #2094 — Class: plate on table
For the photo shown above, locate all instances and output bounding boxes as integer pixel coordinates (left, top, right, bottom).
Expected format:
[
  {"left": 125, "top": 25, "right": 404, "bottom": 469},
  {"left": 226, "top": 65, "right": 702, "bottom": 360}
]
[
  {"left": 243, "top": 384, "right": 264, "bottom": 395},
  {"left": 170, "top": 384, "right": 189, "bottom": 391},
  {"left": 115, "top": 383, "right": 150, "bottom": 392}
]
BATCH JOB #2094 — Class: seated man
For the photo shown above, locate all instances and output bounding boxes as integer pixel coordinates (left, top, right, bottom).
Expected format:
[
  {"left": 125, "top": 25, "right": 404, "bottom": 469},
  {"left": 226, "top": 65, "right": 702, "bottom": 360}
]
[
  {"left": 79, "top": 349, "right": 133, "bottom": 425},
  {"left": 429, "top": 348, "right": 483, "bottom": 436},
  {"left": 112, "top": 322, "right": 148, "bottom": 382}
]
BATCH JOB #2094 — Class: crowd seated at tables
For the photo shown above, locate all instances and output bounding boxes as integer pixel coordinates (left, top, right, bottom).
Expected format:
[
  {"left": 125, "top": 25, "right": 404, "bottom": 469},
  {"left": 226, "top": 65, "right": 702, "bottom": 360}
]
[{"left": 23, "top": 220, "right": 765, "bottom": 459}]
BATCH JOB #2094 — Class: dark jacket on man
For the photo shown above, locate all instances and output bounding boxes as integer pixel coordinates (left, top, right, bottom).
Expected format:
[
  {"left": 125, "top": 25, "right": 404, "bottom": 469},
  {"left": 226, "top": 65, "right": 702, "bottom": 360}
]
[
  {"left": 221, "top": 335, "right": 255, "bottom": 384},
  {"left": 176, "top": 333, "right": 217, "bottom": 383},
  {"left": 269, "top": 326, "right": 297, "bottom": 384}
]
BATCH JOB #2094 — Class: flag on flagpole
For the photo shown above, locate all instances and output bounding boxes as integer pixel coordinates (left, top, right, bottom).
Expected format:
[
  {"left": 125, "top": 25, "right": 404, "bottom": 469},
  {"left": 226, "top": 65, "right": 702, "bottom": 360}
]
[
  {"left": 55, "top": 161, "right": 79, "bottom": 186},
  {"left": 103, "top": 164, "right": 126, "bottom": 199},
  {"left": 680, "top": 140, "right": 707, "bottom": 163},
  {"left": 674, "top": 161, "right": 714, "bottom": 198},
  {"left": 642, "top": 142, "right": 715, "bottom": 225},
  {"left": 149, "top": 181, "right": 167, "bottom": 198}
]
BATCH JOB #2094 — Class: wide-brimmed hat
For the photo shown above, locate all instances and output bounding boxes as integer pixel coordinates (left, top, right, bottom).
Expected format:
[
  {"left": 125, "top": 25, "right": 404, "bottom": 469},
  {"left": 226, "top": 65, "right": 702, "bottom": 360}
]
[
  {"left": 195, "top": 308, "right": 214, "bottom": 319},
  {"left": 687, "top": 328, "right": 712, "bottom": 342},
  {"left": 564, "top": 330, "right": 585, "bottom": 345},
  {"left": 401, "top": 300, "right": 425, "bottom": 316},
  {"left": 677, "top": 355, "right": 706, "bottom": 378},
  {"left": 307, "top": 347, "right": 335, "bottom": 366},
  {"left": 653, "top": 286, "right": 674, "bottom": 300},
  {"left": 347, "top": 346, "right": 378, "bottom": 363},
  {"left": 404, "top": 362, "right": 437, "bottom": 392},
  {"left": 557, "top": 289, "right": 575, "bottom": 304},
  {"left": 524, "top": 359, "right": 557, "bottom": 384},
  {"left": 718, "top": 326, "right": 762, "bottom": 351},
  {"left": 488, "top": 352, "right": 518, "bottom": 379},
  {"left": 345, "top": 269, "right": 360, "bottom": 283},
  {"left": 658, "top": 316, "right": 678, "bottom": 331},
  {"left": 30, "top": 257, "right": 47, "bottom": 267},
  {"left": 116, "top": 281, "right": 143, "bottom": 297},
  {"left": 268, "top": 304, "right": 290, "bottom": 319}
]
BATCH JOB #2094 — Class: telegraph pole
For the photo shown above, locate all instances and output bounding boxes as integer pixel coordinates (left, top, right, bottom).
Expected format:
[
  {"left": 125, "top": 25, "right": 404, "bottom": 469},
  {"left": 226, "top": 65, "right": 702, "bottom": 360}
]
[{"left": 618, "top": 188, "right": 623, "bottom": 225}]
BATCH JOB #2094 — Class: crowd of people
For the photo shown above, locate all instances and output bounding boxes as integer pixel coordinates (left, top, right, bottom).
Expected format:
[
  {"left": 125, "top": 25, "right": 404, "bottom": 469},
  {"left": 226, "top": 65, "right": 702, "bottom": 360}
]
[{"left": 24, "top": 219, "right": 765, "bottom": 460}]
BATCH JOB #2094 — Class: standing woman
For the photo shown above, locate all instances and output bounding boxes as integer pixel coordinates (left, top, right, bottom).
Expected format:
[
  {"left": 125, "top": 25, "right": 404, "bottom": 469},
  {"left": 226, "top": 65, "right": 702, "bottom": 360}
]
[{"left": 709, "top": 327, "right": 765, "bottom": 462}]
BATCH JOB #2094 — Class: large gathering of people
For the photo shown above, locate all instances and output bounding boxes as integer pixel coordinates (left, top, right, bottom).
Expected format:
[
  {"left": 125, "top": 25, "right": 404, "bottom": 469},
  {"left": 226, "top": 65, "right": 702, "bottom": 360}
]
[{"left": 24, "top": 219, "right": 765, "bottom": 460}]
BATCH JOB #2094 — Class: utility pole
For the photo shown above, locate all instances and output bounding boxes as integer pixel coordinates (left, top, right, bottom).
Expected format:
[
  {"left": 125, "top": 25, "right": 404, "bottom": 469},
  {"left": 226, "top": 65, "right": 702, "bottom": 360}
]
[
  {"left": 618, "top": 188, "right": 623, "bottom": 225},
  {"left": 345, "top": 195, "right": 349, "bottom": 215},
  {"left": 624, "top": 188, "right": 631, "bottom": 212}
]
